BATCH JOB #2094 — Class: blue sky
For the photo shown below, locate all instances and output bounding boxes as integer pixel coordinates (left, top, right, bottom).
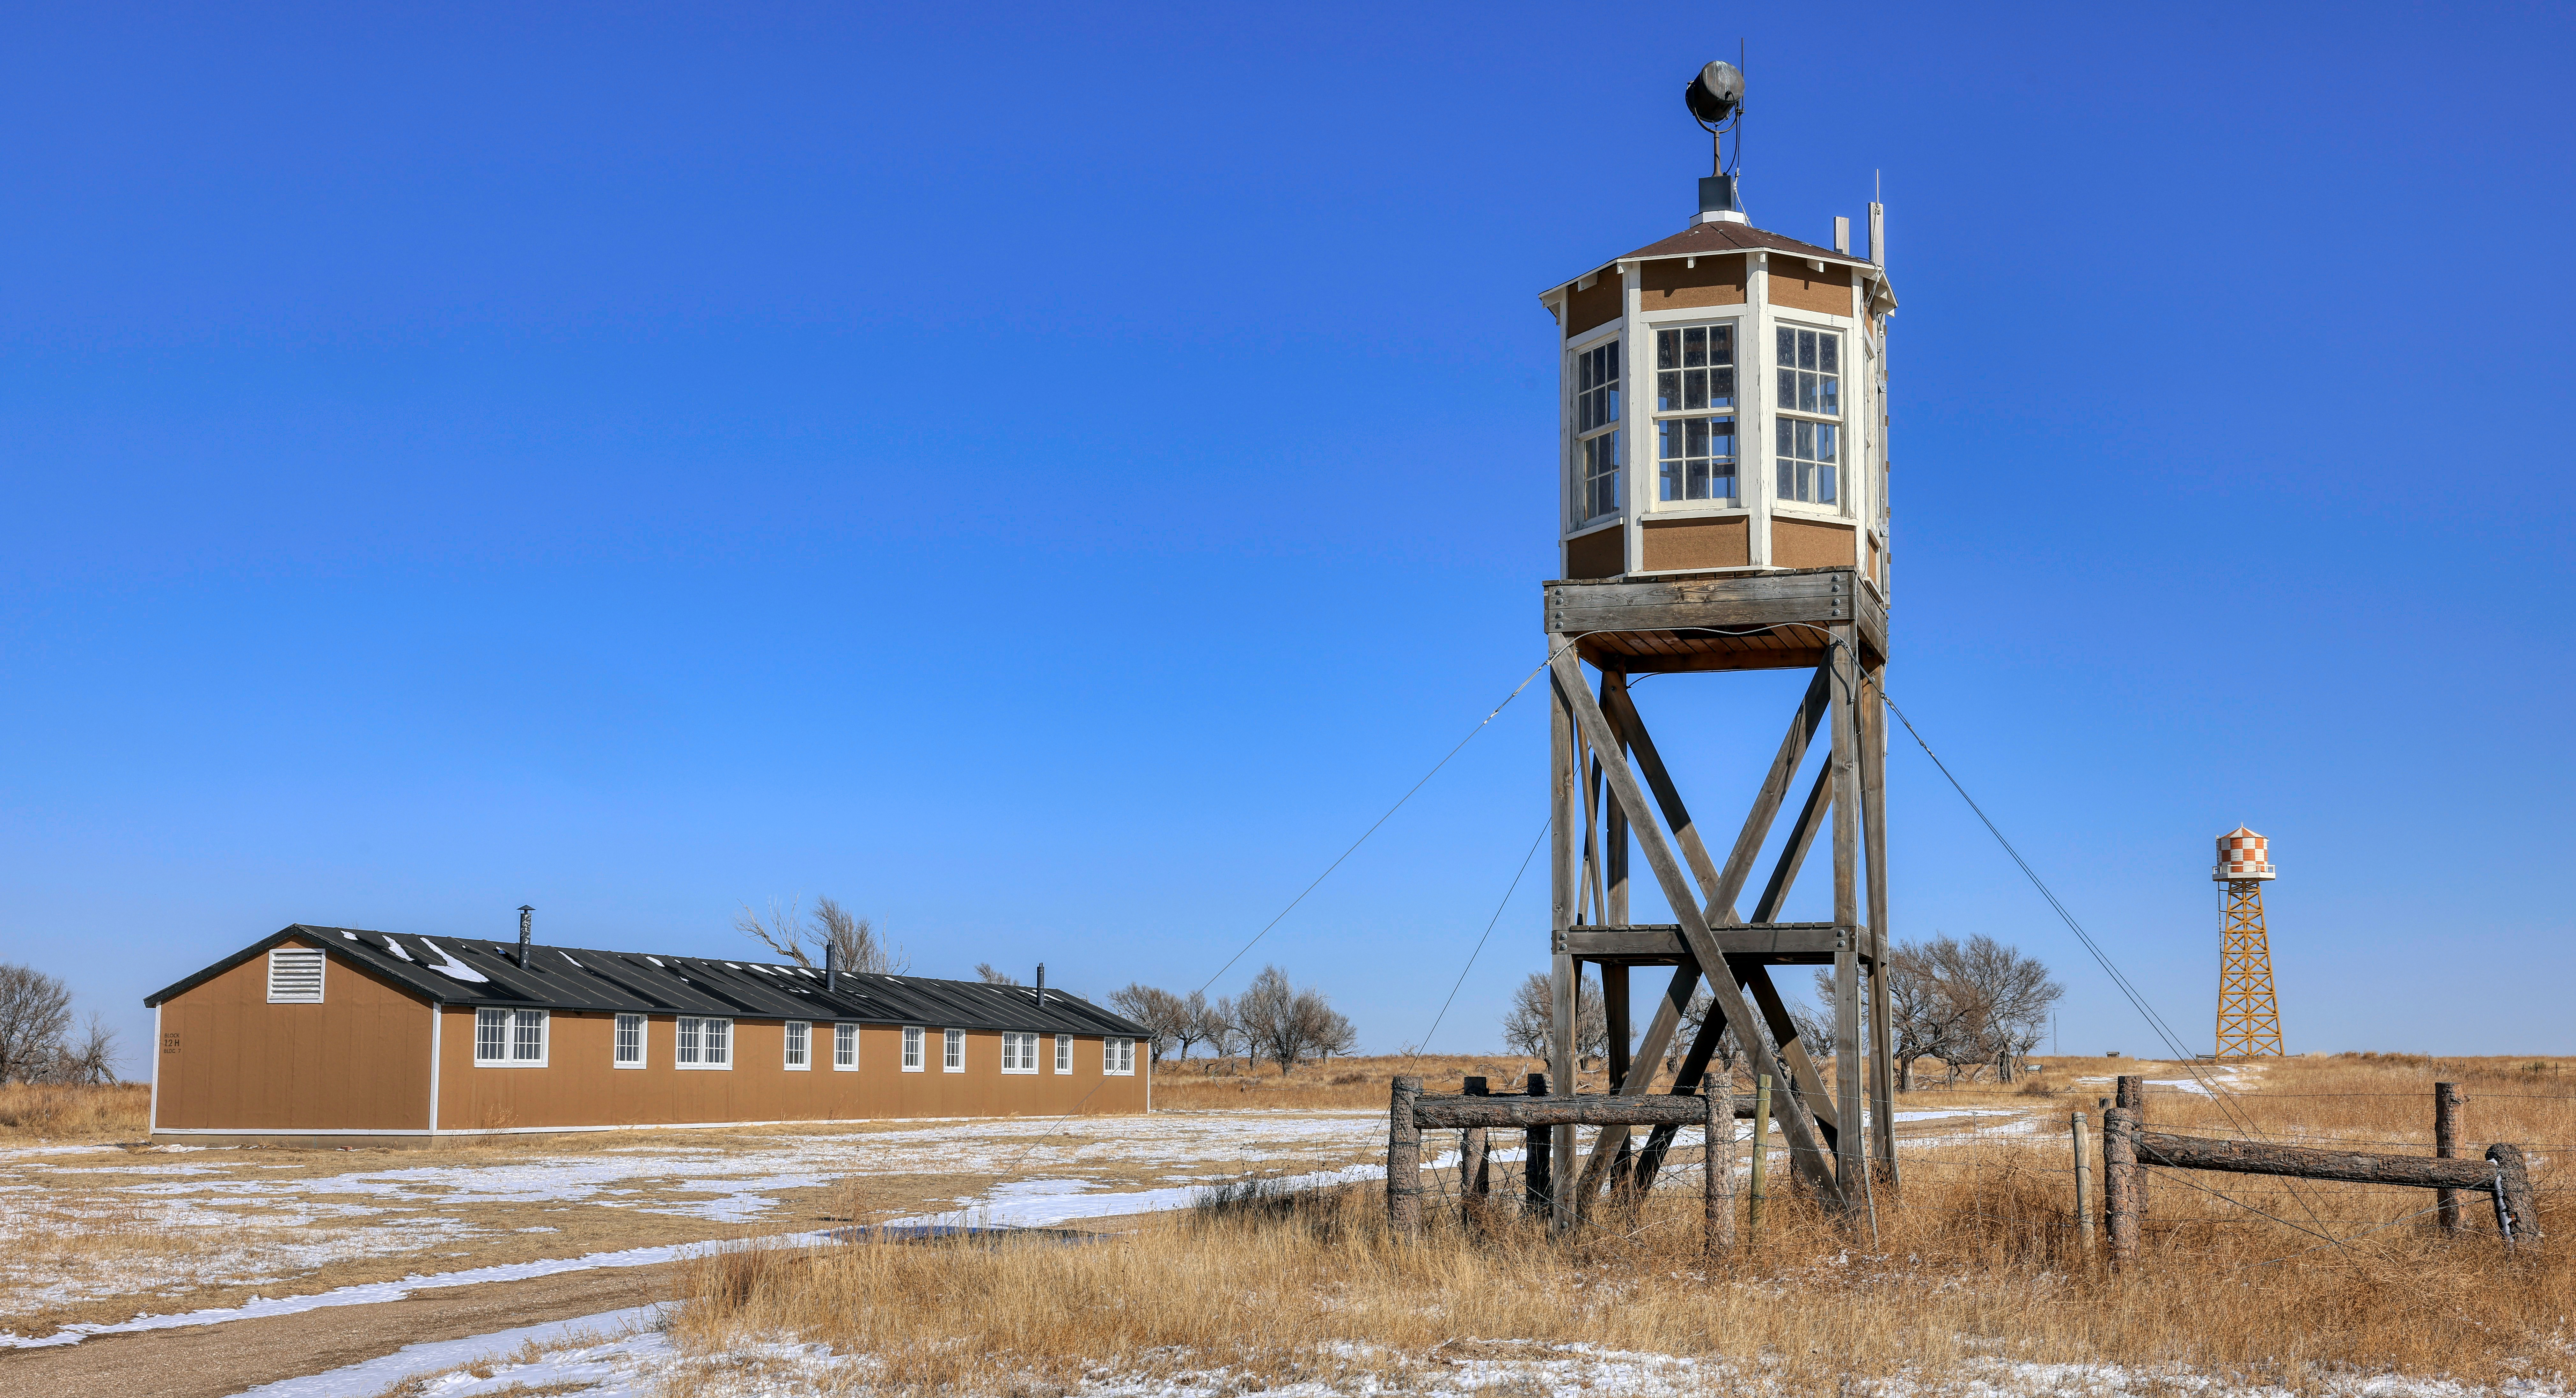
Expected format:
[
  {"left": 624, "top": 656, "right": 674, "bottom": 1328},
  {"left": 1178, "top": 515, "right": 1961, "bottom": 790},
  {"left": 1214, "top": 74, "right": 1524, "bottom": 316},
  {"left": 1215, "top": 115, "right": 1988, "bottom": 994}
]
[{"left": 4, "top": 2, "right": 2570, "bottom": 1074}]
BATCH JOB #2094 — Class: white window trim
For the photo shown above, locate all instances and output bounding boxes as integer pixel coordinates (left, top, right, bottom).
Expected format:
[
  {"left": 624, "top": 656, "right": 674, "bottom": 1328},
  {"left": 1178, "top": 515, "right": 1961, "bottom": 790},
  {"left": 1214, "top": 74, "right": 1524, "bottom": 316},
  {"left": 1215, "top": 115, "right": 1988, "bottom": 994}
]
[
  {"left": 1764, "top": 311, "right": 1854, "bottom": 519},
  {"left": 1001, "top": 1032, "right": 1039, "bottom": 1075},
  {"left": 265, "top": 948, "right": 325, "bottom": 1003},
  {"left": 675, "top": 1016, "right": 734, "bottom": 1070},
  {"left": 613, "top": 1013, "right": 647, "bottom": 1069},
  {"left": 943, "top": 1028, "right": 965, "bottom": 1073},
  {"left": 783, "top": 1020, "right": 811, "bottom": 1071},
  {"left": 1646, "top": 317, "right": 1744, "bottom": 513},
  {"left": 833, "top": 1023, "right": 860, "bottom": 1071},
  {"left": 1567, "top": 335, "right": 1624, "bottom": 530},
  {"left": 1054, "top": 1033, "right": 1072, "bottom": 1074},
  {"left": 1105, "top": 1037, "right": 1135, "bottom": 1076},
  {"left": 474, "top": 1007, "right": 549, "bottom": 1068},
  {"left": 902, "top": 1025, "right": 925, "bottom": 1072}
]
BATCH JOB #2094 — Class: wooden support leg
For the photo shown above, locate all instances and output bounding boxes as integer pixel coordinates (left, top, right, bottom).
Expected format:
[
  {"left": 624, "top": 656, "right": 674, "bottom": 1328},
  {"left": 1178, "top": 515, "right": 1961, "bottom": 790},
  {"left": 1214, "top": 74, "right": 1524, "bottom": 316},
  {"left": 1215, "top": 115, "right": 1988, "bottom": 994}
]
[
  {"left": 1523, "top": 1071, "right": 1552, "bottom": 1220},
  {"left": 1548, "top": 649, "right": 1581, "bottom": 1228},
  {"left": 1860, "top": 655, "right": 1898, "bottom": 1183},
  {"left": 2116, "top": 1075, "right": 2147, "bottom": 1220},
  {"left": 1704, "top": 1086, "right": 1735, "bottom": 1254},
  {"left": 1461, "top": 1076, "right": 1491, "bottom": 1229},
  {"left": 2488, "top": 1143, "right": 2542, "bottom": 1249},
  {"left": 1828, "top": 626, "right": 1866, "bottom": 1203}
]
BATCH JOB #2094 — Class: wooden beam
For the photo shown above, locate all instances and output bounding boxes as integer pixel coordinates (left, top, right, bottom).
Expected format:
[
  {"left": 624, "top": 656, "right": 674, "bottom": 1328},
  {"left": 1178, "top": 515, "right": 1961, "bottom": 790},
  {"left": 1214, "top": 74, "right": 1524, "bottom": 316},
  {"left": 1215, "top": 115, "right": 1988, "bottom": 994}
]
[
  {"left": 1751, "top": 760, "right": 1833, "bottom": 923},
  {"left": 1742, "top": 964, "right": 1839, "bottom": 1140},
  {"left": 1598, "top": 676, "right": 1728, "bottom": 916},
  {"left": 1564, "top": 924, "right": 1848, "bottom": 962},
  {"left": 1416, "top": 1092, "right": 1761, "bottom": 1130},
  {"left": 1547, "top": 648, "right": 1843, "bottom": 1205},
  {"left": 2132, "top": 1128, "right": 2510, "bottom": 1192},
  {"left": 1714, "top": 665, "right": 1831, "bottom": 923},
  {"left": 1545, "top": 570, "right": 1863, "bottom": 636},
  {"left": 1602, "top": 673, "right": 1631, "bottom": 930}
]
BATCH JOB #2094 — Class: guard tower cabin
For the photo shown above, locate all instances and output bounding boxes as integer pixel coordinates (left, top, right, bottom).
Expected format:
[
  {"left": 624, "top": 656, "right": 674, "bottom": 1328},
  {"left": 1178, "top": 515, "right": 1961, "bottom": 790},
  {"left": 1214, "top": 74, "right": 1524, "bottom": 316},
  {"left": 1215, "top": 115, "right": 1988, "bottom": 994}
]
[{"left": 1533, "top": 62, "right": 1897, "bottom": 1223}]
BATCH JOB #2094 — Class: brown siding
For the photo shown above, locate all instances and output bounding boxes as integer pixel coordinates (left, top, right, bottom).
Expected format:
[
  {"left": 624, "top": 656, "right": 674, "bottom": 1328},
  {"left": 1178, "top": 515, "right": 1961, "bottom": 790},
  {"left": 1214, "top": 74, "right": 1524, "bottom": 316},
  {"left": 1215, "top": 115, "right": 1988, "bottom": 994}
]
[
  {"left": 1770, "top": 518, "right": 1857, "bottom": 571},
  {"left": 1640, "top": 255, "right": 1746, "bottom": 309},
  {"left": 437, "top": 1014, "right": 1147, "bottom": 1131},
  {"left": 155, "top": 936, "right": 433, "bottom": 1131},
  {"left": 1639, "top": 516, "right": 1749, "bottom": 572},
  {"left": 1564, "top": 526, "right": 1625, "bottom": 580},
  {"left": 1562, "top": 269, "right": 1623, "bottom": 339},
  {"left": 1767, "top": 259, "right": 1853, "bottom": 316}
]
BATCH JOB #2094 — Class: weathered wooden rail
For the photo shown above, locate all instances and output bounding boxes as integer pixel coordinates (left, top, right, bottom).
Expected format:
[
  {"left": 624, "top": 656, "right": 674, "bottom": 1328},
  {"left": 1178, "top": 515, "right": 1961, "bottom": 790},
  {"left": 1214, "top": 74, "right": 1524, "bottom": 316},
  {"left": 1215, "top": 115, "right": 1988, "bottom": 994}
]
[
  {"left": 1386, "top": 1076, "right": 1738, "bottom": 1249},
  {"left": 2099, "top": 1073, "right": 2543, "bottom": 1266}
]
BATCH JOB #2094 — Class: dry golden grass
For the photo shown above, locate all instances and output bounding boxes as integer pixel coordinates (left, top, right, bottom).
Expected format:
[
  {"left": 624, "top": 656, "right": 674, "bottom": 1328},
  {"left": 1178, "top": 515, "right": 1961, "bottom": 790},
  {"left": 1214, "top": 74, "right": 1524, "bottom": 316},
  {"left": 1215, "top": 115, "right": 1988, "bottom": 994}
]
[
  {"left": 0, "top": 1082, "right": 148, "bottom": 1141},
  {"left": 675, "top": 1051, "right": 2576, "bottom": 1393}
]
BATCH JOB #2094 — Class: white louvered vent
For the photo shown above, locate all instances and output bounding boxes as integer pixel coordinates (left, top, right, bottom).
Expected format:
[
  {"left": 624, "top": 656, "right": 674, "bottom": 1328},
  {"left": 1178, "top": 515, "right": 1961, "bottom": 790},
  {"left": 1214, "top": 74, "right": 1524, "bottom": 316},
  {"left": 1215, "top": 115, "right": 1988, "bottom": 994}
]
[{"left": 267, "top": 949, "right": 326, "bottom": 1003}]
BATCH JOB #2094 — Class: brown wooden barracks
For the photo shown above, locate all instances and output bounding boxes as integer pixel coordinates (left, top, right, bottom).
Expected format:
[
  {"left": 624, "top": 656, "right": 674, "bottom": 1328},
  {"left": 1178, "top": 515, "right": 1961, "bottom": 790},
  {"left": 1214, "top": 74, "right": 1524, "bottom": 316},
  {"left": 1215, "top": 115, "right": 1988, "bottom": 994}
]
[{"left": 144, "top": 924, "right": 1151, "bottom": 1145}]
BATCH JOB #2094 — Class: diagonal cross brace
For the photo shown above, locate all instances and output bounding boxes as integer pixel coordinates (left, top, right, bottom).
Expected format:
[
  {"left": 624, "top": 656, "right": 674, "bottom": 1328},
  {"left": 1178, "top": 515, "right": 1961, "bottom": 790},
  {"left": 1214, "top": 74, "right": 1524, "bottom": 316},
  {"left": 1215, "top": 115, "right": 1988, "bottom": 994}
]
[{"left": 1551, "top": 651, "right": 1844, "bottom": 1207}]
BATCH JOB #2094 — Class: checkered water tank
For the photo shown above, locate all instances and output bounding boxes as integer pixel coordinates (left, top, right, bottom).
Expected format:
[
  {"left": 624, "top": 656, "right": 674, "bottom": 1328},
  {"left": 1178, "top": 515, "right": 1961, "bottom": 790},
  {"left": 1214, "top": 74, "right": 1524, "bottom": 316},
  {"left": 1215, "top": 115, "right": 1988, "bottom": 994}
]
[{"left": 2214, "top": 826, "right": 2276, "bottom": 880}]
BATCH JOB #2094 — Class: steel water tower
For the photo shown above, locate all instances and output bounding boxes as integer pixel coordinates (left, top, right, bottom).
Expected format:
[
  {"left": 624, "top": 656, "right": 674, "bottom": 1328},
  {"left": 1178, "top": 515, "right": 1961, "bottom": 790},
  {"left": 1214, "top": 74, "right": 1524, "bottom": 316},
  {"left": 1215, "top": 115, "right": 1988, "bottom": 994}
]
[{"left": 2213, "top": 827, "right": 2285, "bottom": 1058}]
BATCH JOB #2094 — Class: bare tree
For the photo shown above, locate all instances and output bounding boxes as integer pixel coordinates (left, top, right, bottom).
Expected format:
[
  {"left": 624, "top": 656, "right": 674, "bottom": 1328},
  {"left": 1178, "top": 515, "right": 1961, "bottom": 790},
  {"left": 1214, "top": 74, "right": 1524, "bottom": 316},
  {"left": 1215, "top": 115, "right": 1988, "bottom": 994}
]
[
  {"left": 1500, "top": 971, "right": 1608, "bottom": 1066},
  {"left": 1201, "top": 995, "right": 1241, "bottom": 1072},
  {"left": 974, "top": 963, "right": 1021, "bottom": 986},
  {"left": 737, "top": 896, "right": 907, "bottom": 974},
  {"left": 1108, "top": 983, "right": 1193, "bottom": 1064},
  {"left": 1169, "top": 990, "right": 1215, "bottom": 1061},
  {"left": 1816, "top": 935, "right": 2062, "bottom": 1090},
  {"left": 1231, "top": 966, "right": 1357, "bottom": 1075},
  {"left": 1668, "top": 987, "right": 1743, "bottom": 1087},
  {"left": 0, "top": 964, "right": 75, "bottom": 1084},
  {"left": 40, "top": 1014, "right": 120, "bottom": 1086}
]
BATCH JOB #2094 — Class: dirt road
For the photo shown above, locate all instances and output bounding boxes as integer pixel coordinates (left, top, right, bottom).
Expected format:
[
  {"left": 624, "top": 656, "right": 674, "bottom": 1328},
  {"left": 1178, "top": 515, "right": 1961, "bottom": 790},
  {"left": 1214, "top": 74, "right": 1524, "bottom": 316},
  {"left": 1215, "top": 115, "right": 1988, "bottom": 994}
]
[{"left": 0, "top": 1262, "right": 673, "bottom": 1398}]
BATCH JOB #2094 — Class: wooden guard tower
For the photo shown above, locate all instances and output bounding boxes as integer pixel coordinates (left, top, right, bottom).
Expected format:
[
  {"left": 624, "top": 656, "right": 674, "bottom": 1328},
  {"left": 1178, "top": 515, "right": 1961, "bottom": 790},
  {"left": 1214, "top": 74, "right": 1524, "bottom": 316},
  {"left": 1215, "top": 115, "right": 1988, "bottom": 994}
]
[{"left": 1534, "top": 62, "right": 1898, "bottom": 1220}]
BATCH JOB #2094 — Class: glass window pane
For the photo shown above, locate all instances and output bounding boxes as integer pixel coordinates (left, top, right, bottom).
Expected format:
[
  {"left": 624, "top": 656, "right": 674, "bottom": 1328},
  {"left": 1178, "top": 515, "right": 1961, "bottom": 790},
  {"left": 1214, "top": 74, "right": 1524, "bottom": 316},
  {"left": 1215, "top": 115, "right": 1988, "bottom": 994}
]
[
  {"left": 1796, "top": 420, "right": 1815, "bottom": 458},
  {"left": 1684, "top": 369, "right": 1706, "bottom": 411},
  {"left": 1683, "top": 326, "right": 1706, "bottom": 368},
  {"left": 1777, "top": 326, "right": 1794, "bottom": 363},
  {"left": 1820, "top": 375, "right": 1839, "bottom": 417},
  {"left": 1714, "top": 464, "right": 1736, "bottom": 501},
  {"left": 1818, "top": 423, "right": 1838, "bottom": 462},
  {"left": 1776, "top": 418, "right": 1793, "bottom": 457},
  {"left": 1798, "top": 330, "right": 1817, "bottom": 370},
  {"left": 1798, "top": 462, "right": 1815, "bottom": 501},
  {"left": 1712, "top": 367, "right": 1734, "bottom": 409},
  {"left": 1660, "top": 456, "right": 1683, "bottom": 501},
  {"left": 1686, "top": 461, "right": 1709, "bottom": 499},
  {"left": 1658, "top": 370, "right": 1679, "bottom": 412},
  {"left": 1819, "top": 463, "right": 1838, "bottom": 505},
  {"left": 1819, "top": 334, "right": 1839, "bottom": 374},
  {"left": 1778, "top": 367, "right": 1796, "bottom": 407},
  {"left": 1778, "top": 459, "right": 1795, "bottom": 498},
  {"left": 1657, "top": 330, "right": 1677, "bottom": 370},
  {"left": 1800, "top": 371, "right": 1819, "bottom": 414},
  {"left": 1712, "top": 419, "right": 1736, "bottom": 459},
  {"left": 1712, "top": 324, "right": 1733, "bottom": 364}
]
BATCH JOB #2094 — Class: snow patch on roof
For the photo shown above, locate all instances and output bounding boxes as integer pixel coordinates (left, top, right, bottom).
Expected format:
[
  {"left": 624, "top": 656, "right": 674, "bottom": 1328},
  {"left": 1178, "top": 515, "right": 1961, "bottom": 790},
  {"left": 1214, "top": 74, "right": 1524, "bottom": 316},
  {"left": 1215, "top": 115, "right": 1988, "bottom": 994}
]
[
  {"left": 382, "top": 938, "right": 415, "bottom": 963},
  {"left": 416, "top": 939, "right": 491, "bottom": 984}
]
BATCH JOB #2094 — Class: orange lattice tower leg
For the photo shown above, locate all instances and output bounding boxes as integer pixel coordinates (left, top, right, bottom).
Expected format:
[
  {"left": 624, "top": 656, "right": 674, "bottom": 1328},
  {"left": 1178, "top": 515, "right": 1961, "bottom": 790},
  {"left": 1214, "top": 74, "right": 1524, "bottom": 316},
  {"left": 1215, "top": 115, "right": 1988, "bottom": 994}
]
[{"left": 2213, "top": 828, "right": 2284, "bottom": 1058}]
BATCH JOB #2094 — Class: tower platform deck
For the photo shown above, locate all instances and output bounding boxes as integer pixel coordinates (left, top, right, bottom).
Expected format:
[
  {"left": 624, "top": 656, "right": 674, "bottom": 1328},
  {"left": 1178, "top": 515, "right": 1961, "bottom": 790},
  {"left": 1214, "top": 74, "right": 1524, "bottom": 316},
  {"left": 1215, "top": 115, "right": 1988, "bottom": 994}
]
[{"left": 1544, "top": 566, "right": 1887, "bottom": 674}]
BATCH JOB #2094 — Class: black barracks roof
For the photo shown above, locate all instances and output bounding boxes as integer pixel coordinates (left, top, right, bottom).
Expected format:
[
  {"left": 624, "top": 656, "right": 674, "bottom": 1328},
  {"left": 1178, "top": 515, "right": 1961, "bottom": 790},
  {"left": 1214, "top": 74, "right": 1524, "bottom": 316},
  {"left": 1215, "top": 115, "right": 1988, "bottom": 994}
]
[{"left": 144, "top": 925, "right": 1150, "bottom": 1038}]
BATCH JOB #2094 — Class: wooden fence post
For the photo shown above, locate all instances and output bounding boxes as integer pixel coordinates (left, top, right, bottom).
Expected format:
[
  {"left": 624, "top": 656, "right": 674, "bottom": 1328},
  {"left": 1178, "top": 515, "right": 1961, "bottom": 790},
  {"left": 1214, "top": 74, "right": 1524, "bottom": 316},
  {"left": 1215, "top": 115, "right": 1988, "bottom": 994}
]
[
  {"left": 2487, "top": 1143, "right": 2542, "bottom": 1250},
  {"left": 2115, "top": 1075, "right": 2147, "bottom": 1219},
  {"left": 1703, "top": 1085, "right": 1736, "bottom": 1255},
  {"left": 2102, "top": 1106, "right": 2139, "bottom": 1270},
  {"left": 1387, "top": 1076, "right": 1423, "bottom": 1238},
  {"left": 1523, "top": 1072, "right": 1551, "bottom": 1220},
  {"left": 1746, "top": 1074, "right": 1773, "bottom": 1250},
  {"left": 2071, "top": 1112, "right": 2095, "bottom": 1257},
  {"left": 1461, "top": 1076, "right": 1491, "bottom": 1227},
  {"left": 2435, "top": 1082, "right": 2465, "bottom": 1237}
]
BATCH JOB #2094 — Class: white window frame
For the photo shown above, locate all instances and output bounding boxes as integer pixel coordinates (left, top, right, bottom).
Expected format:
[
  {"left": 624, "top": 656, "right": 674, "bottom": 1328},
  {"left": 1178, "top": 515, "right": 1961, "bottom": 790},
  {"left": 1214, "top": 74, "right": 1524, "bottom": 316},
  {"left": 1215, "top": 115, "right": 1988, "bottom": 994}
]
[
  {"left": 1568, "top": 334, "right": 1623, "bottom": 527},
  {"left": 1649, "top": 319, "right": 1742, "bottom": 510},
  {"left": 784, "top": 1020, "right": 811, "bottom": 1070},
  {"left": 1770, "top": 319, "right": 1846, "bottom": 512},
  {"left": 613, "top": 1013, "right": 646, "bottom": 1068},
  {"left": 1054, "top": 1033, "right": 1072, "bottom": 1074},
  {"left": 265, "top": 948, "right": 325, "bottom": 1003},
  {"left": 943, "top": 1028, "right": 965, "bottom": 1072},
  {"left": 1105, "top": 1037, "right": 1135, "bottom": 1076},
  {"left": 676, "top": 1016, "right": 733, "bottom": 1069},
  {"left": 833, "top": 1023, "right": 859, "bottom": 1071},
  {"left": 902, "top": 1025, "right": 925, "bottom": 1071},
  {"left": 1001, "top": 1032, "right": 1039, "bottom": 1074},
  {"left": 474, "top": 1007, "right": 548, "bottom": 1067}
]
